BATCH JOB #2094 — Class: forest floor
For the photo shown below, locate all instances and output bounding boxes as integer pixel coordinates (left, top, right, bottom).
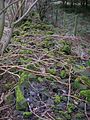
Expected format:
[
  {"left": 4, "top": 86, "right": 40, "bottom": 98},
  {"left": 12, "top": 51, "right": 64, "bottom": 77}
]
[{"left": 0, "top": 17, "right": 90, "bottom": 120}]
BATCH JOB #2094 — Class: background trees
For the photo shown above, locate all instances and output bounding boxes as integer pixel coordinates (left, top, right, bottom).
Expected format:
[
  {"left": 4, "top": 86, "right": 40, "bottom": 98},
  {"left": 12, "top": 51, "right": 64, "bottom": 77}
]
[
  {"left": 0, "top": 0, "right": 90, "bottom": 55},
  {"left": 36, "top": 0, "right": 51, "bottom": 21},
  {"left": 36, "top": 0, "right": 90, "bottom": 22}
]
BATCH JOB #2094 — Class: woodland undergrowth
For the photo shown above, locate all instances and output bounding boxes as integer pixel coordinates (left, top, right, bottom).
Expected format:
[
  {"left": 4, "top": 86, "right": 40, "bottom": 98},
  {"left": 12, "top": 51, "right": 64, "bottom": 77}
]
[{"left": 0, "top": 16, "right": 90, "bottom": 120}]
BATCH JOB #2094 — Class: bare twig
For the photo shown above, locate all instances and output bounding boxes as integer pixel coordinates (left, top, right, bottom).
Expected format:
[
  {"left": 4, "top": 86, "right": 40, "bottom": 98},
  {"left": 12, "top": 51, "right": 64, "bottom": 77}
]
[
  {"left": 27, "top": 102, "right": 47, "bottom": 120},
  {"left": 67, "top": 65, "right": 72, "bottom": 105},
  {"left": 13, "top": 0, "right": 39, "bottom": 25},
  {"left": 13, "top": 0, "right": 25, "bottom": 22},
  {"left": 0, "top": 105, "right": 9, "bottom": 111},
  {"left": 0, "top": 67, "right": 20, "bottom": 78},
  {"left": 0, "top": 0, "right": 21, "bottom": 15},
  {"left": 1, "top": 65, "right": 68, "bottom": 86},
  {"left": 84, "top": 102, "right": 89, "bottom": 120},
  {"left": 63, "top": 94, "right": 87, "bottom": 103},
  {"left": 0, "top": 93, "right": 4, "bottom": 104}
]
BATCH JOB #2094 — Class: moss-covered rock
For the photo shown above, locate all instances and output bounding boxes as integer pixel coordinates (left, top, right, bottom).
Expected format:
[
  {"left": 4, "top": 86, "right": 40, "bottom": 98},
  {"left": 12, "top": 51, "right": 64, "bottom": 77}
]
[
  {"left": 15, "top": 72, "right": 30, "bottom": 111},
  {"left": 15, "top": 85, "right": 28, "bottom": 111}
]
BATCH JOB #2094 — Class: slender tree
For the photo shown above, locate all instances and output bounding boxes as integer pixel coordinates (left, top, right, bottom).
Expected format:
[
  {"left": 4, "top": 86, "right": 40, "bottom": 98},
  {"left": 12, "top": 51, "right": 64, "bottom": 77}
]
[{"left": 0, "top": 0, "right": 5, "bottom": 39}]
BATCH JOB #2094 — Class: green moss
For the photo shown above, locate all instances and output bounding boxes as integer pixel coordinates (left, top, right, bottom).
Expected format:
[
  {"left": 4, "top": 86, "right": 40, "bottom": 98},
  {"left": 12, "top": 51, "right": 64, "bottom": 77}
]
[
  {"left": 38, "top": 77, "right": 44, "bottom": 82},
  {"left": 19, "top": 72, "right": 30, "bottom": 85},
  {"left": 72, "top": 77, "right": 87, "bottom": 90},
  {"left": 62, "top": 45, "right": 71, "bottom": 55},
  {"left": 20, "top": 50, "right": 33, "bottom": 54},
  {"left": 12, "top": 30, "right": 20, "bottom": 37},
  {"left": 64, "top": 113, "right": 71, "bottom": 120},
  {"left": 23, "top": 26, "right": 30, "bottom": 31},
  {"left": 47, "top": 31, "right": 54, "bottom": 35},
  {"left": 77, "top": 65, "right": 85, "bottom": 70},
  {"left": 56, "top": 118, "right": 63, "bottom": 120},
  {"left": 76, "top": 76, "right": 90, "bottom": 88},
  {"left": 32, "top": 23, "right": 53, "bottom": 31},
  {"left": 60, "top": 70, "right": 67, "bottom": 78},
  {"left": 67, "top": 103, "right": 75, "bottom": 113},
  {"left": 54, "top": 95, "right": 61, "bottom": 104},
  {"left": 86, "top": 60, "right": 90, "bottom": 66},
  {"left": 15, "top": 72, "right": 30, "bottom": 111},
  {"left": 45, "top": 37, "right": 52, "bottom": 41},
  {"left": 15, "top": 85, "right": 28, "bottom": 111},
  {"left": 60, "top": 40, "right": 71, "bottom": 55},
  {"left": 15, "top": 38, "right": 21, "bottom": 42},
  {"left": 80, "top": 89, "right": 90, "bottom": 102},
  {"left": 22, "top": 32, "right": 30, "bottom": 37},
  {"left": 20, "top": 57, "right": 32, "bottom": 64},
  {"left": 48, "top": 68, "right": 56, "bottom": 75},
  {"left": 21, "top": 21, "right": 31, "bottom": 28},
  {"left": 23, "top": 112, "right": 32, "bottom": 118},
  {"left": 81, "top": 76, "right": 90, "bottom": 87},
  {"left": 75, "top": 112, "right": 85, "bottom": 119},
  {"left": 41, "top": 37, "right": 55, "bottom": 49},
  {"left": 73, "top": 80, "right": 81, "bottom": 89}
]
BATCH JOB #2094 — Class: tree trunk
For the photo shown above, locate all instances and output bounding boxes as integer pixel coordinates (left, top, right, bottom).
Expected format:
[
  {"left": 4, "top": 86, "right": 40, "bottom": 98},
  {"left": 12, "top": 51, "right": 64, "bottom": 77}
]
[
  {"left": 71, "top": 0, "right": 74, "bottom": 7},
  {"left": 0, "top": 0, "right": 5, "bottom": 39},
  {"left": 0, "top": 27, "right": 13, "bottom": 55},
  {"left": 86, "top": 0, "right": 88, "bottom": 7}
]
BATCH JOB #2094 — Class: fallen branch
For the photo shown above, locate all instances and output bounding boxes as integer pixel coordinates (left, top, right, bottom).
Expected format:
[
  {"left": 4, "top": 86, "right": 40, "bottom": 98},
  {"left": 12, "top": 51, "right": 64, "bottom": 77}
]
[
  {"left": 1, "top": 65, "right": 68, "bottom": 86},
  {"left": 84, "top": 103, "right": 89, "bottom": 120},
  {"left": 0, "top": 93, "right": 4, "bottom": 104}
]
